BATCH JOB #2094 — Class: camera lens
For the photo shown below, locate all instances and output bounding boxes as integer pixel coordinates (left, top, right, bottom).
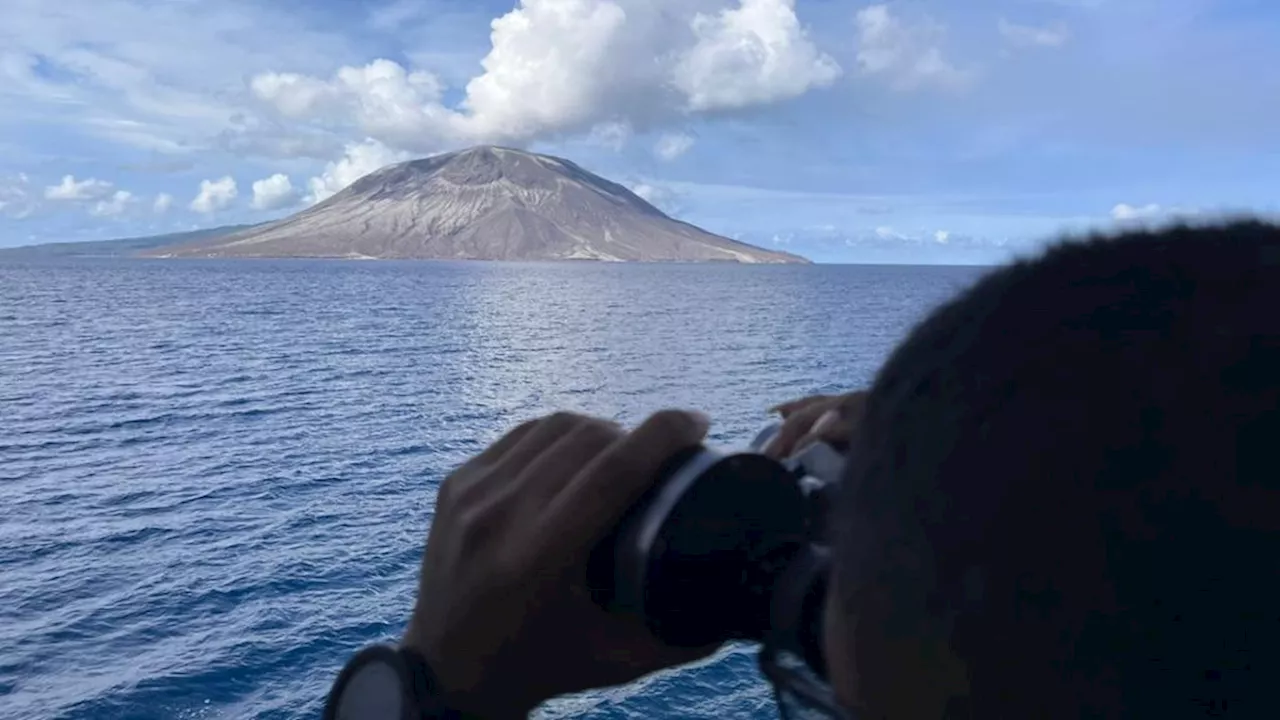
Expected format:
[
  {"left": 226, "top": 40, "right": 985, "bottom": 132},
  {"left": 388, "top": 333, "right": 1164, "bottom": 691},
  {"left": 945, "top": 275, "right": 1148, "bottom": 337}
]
[{"left": 587, "top": 446, "right": 812, "bottom": 648}]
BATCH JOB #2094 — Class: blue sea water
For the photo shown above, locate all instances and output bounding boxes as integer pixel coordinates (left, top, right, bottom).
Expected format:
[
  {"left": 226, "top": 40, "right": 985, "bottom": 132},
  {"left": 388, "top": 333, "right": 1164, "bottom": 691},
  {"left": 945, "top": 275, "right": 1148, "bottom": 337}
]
[{"left": 0, "top": 259, "right": 985, "bottom": 719}]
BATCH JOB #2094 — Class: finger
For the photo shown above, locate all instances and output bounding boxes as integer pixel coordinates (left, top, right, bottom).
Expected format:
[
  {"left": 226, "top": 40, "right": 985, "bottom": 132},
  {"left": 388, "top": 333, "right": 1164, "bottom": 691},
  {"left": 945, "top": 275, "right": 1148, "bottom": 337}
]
[
  {"left": 836, "top": 390, "right": 870, "bottom": 419},
  {"left": 810, "top": 408, "right": 842, "bottom": 438},
  {"left": 540, "top": 409, "right": 710, "bottom": 555},
  {"left": 450, "top": 413, "right": 591, "bottom": 508},
  {"left": 769, "top": 396, "right": 816, "bottom": 417},
  {"left": 494, "top": 411, "right": 594, "bottom": 473},
  {"left": 439, "top": 418, "right": 543, "bottom": 506},
  {"left": 769, "top": 394, "right": 833, "bottom": 418},
  {"left": 507, "top": 417, "right": 622, "bottom": 508},
  {"left": 792, "top": 409, "right": 853, "bottom": 454},
  {"left": 792, "top": 392, "right": 869, "bottom": 454},
  {"left": 444, "top": 415, "right": 575, "bottom": 506},
  {"left": 764, "top": 400, "right": 837, "bottom": 458},
  {"left": 473, "top": 416, "right": 543, "bottom": 464}
]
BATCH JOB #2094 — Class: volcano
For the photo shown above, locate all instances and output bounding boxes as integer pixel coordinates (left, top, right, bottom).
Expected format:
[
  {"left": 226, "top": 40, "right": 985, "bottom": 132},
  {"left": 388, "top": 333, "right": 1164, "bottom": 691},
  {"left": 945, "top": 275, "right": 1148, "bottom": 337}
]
[{"left": 149, "top": 146, "right": 807, "bottom": 263}]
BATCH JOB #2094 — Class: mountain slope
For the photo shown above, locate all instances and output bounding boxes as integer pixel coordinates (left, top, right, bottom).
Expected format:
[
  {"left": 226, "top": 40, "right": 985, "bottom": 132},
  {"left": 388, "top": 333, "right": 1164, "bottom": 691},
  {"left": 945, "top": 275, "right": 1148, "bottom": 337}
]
[
  {"left": 0, "top": 225, "right": 256, "bottom": 258},
  {"left": 148, "top": 146, "right": 807, "bottom": 263}
]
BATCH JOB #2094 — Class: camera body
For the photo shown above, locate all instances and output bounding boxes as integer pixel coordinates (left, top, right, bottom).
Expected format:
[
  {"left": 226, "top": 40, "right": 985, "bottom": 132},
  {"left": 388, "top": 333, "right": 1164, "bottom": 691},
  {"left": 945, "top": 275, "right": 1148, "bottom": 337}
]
[{"left": 586, "top": 423, "right": 845, "bottom": 675}]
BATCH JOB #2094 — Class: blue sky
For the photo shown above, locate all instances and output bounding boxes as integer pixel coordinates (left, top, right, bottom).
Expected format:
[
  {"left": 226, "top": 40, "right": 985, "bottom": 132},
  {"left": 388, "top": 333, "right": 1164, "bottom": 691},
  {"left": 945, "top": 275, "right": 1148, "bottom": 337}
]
[{"left": 1, "top": 0, "right": 1277, "bottom": 263}]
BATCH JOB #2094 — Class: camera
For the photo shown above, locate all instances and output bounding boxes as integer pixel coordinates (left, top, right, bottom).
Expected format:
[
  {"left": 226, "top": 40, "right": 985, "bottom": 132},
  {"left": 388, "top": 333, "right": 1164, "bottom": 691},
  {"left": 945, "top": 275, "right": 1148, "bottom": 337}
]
[{"left": 586, "top": 423, "right": 845, "bottom": 678}]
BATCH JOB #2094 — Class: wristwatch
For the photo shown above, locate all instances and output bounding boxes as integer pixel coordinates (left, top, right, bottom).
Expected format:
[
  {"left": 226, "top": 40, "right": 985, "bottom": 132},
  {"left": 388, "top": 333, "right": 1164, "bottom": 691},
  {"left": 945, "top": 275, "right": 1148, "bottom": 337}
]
[{"left": 323, "top": 644, "right": 462, "bottom": 720}]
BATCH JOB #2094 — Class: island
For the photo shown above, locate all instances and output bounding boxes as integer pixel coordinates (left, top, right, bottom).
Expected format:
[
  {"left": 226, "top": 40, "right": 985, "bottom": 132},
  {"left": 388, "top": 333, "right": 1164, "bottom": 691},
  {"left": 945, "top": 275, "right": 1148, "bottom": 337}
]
[{"left": 147, "top": 146, "right": 808, "bottom": 263}]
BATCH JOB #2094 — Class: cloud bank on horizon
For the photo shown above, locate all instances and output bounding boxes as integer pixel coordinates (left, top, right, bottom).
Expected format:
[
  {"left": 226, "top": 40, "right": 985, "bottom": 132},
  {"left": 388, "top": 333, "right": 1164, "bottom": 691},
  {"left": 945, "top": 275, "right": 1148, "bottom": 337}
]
[{"left": 1, "top": 0, "right": 1277, "bottom": 262}]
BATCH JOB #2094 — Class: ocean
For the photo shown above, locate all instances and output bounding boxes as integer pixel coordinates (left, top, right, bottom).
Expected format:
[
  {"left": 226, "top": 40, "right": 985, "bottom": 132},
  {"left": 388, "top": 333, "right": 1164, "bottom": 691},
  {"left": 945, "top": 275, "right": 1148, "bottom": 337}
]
[{"left": 0, "top": 258, "right": 985, "bottom": 719}]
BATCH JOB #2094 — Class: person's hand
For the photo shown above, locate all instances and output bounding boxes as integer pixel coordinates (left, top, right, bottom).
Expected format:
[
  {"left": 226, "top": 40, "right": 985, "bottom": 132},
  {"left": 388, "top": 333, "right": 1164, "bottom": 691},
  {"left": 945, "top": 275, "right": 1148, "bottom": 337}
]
[
  {"left": 402, "top": 410, "right": 717, "bottom": 718},
  {"left": 763, "top": 390, "right": 868, "bottom": 459}
]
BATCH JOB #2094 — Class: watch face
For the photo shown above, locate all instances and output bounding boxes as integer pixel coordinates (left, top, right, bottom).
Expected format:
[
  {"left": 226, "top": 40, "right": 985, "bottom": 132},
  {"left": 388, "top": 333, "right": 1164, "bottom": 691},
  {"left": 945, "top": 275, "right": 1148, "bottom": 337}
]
[{"left": 336, "top": 659, "right": 405, "bottom": 719}]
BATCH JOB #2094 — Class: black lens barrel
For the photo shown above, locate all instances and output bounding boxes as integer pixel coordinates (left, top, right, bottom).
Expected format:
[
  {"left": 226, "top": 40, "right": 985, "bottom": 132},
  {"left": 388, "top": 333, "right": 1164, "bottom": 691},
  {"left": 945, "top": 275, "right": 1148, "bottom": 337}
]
[{"left": 586, "top": 445, "right": 814, "bottom": 648}]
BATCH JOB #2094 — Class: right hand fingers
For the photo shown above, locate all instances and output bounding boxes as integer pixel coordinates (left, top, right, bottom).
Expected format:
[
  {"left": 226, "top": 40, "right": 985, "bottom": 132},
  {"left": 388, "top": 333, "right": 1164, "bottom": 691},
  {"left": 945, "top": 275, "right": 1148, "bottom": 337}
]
[
  {"left": 769, "top": 394, "right": 838, "bottom": 419},
  {"left": 509, "top": 416, "right": 624, "bottom": 510},
  {"left": 765, "top": 391, "right": 867, "bottom": 458},
  {"left": 444, "top": 414, "right": 580, "bottom": 506},
  {"left": 764, "top": 399, "right": 839, "bottom": 458},
  {"left": 542, "top": 409, "right": 710, "bottom": 557},
  {"left": 495, "top": 413, "right": 617, "bottom": 476}
]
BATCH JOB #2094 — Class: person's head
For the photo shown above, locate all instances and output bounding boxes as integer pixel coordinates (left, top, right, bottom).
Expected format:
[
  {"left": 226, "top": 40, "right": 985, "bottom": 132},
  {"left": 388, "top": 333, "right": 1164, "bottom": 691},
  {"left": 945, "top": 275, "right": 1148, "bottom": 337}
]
[{"left": 822, "top": 220, "right": 1280, "bottom": 718}]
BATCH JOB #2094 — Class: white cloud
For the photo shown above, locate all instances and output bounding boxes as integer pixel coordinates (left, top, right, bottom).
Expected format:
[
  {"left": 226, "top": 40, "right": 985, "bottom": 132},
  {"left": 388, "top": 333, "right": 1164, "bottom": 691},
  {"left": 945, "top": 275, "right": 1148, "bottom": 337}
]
[
  {"left": 44, "top": 174, "right": 114, "bottom": 201},
  {"left": 216, "top": 114, "right": 341, "bottom": 160},
  {"left": 153, "top": 193, "right": 173, "bottom": 214},
  {"left": 1, "top": 174, "right": 37, "bottom": 219},
  {"left": 190, "top": 176, "right": 238, "bottom": 213},
  {"left": 89, "top": 190, "right": 135, "bottom": 217},
  {"left": 998, "top": 19, "right": 1070, "bottom": 48},
  {"left": 249, "top": 73, "right": 340, "bottom": 119},
  {"left": 587, "top": 122, "right": 633, "bottom": 151},
  {"left": 456, "top": 0, "right": 633, "bottom": 142},
  {"left": 250, "top": 173, "right": 299, "bottom": 210},
  {"left": 854, "top": 5, "right": 969, "bottom": 91},
  {"left": 631, "top": 183, "right": 662, "bottom": 205},
  {"left": 875, "top": 225, "right": 905, "bottom": 240},
  {"left": 249, "top": 0, "right": 838, "bottom": 154},
  {"left": 1110, "top": 203, "right": 1201, "bottom": 222},
  {"left": 627, "top": 180, "right": 683, "bottom": 214},
  {"left": 673, "top": 0, "right": 841, "bottom": 111},
  {"left": 655, "top": 132, "right": 696, "bottom": 161},
  {"left": 1111, "top": 202, "right": 1162, "bottom": 221},
  {"left": 934, "top": 229, "right": 951, "bottom": 244},
  {"left": 306, "top": 139, "right": 410, "bottom": 204},
  {"left": 0, "top": 0, "right": 358, "bottom": 153},
  {"left": 253, "top": 0, "right": 631, "bottom": 151},
  {"left": 252, "top": 59, "right": 446, "bottom": 150}
]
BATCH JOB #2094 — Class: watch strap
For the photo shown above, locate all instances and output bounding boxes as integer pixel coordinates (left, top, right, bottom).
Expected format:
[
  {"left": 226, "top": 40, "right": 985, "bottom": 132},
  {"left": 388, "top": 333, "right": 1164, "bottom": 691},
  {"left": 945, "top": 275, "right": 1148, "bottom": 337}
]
[
  {"left": 324, "top": 643, "right": 464, "bottom": 720},
  {"left": 398, "top": 645, "right": 464, "bottom": 719}
]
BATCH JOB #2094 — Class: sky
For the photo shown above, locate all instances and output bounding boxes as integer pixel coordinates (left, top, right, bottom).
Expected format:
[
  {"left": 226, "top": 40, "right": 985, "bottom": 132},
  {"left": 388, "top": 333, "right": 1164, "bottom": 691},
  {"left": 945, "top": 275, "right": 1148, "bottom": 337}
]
[{"left": 1, "top": 0, "right": 1277, "bottom": 263}]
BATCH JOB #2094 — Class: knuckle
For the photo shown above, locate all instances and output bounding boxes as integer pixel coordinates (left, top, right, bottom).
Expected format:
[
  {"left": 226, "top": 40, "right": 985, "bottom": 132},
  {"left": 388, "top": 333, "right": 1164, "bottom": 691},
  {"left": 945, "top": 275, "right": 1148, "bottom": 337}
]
[
  {"left": 437, "top": 466, "right": 478, "bottom": 507},
  {"left": 455, "top": 467, "right": 521, "bottom": 509},
  {"left": 448, "top": 468, "right": 499, "bottom": 509},
  {"left": 544, "top": 410, "right": 585, "bottom": 428},
  {"left": 455, "top": 506, "right": 483, "bottom": 541},
  {"left": 803, "top": 399, "right": 837, "bottom": 419},
  {"left": 456, "top": 502, "right": 502, "bottom": 548},
  {"left": 437, "top": 475, "right": 461, "bottom": 506},
  {"left": 506, "top": 417, "right": 542, "bottom": 440},
  {"left": 577, "top": 417, "right": 623, "bottom": 444},
  {"left": 451, "top": 477, "right": 486, "bottom": 509},
  {"left": 644, "top": 409, "right": 702, "bottom": 439}
]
